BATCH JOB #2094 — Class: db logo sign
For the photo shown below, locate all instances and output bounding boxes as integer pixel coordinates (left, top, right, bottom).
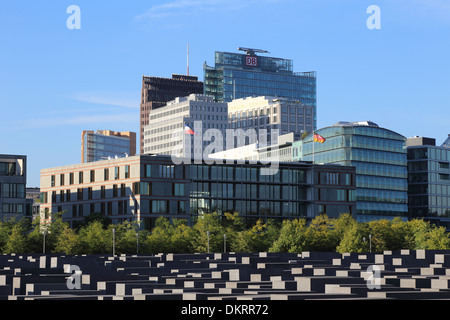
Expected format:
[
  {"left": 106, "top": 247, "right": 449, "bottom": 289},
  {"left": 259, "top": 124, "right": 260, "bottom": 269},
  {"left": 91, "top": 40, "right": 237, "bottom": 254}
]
[{"left": 245, "top": 56, "right": 257, "bottom": 67}]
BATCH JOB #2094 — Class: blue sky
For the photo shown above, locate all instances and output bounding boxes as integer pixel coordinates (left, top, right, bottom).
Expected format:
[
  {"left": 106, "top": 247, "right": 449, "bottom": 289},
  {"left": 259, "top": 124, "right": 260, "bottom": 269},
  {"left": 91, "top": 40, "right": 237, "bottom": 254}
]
[{"left": 1, "top": 0, "right": 449, "bottom": 187}]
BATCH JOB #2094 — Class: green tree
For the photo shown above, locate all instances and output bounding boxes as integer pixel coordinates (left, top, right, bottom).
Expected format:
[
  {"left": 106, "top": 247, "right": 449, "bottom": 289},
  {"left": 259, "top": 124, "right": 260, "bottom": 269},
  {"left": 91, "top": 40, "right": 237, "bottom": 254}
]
[
  {"left": 142, "top": 217, "right": 173, "bottom": 253},
  {"left": 77, "top": 220, "right": 110, "bottom": 254},
  {"left": 54, "top": 224, "right": 79, "bottom": 254},
  {"left": 305, "top": 214, "right": 340, "bottom": 252},
  {"left": 407, "top": 219, "right": 450, "bottom": 250},
  {"left": 0, "top": 219, "right": 16, "bottom": 253},
  {"left": 336, "top": 222, "right": 371, "bottom": 253},
  {"left": 191, "top": 212, "right": 225, "bottom": 253},
  {"left": 3, "top": 219, "right": 29, "bottom": 254},
  {"left": 232, "top": 219, "right": 280, "bottom": 253},
  {"left": 269, "top": 219, "right": 309, "bottom": 253},
  {"left": 170, "top": 219, "right": 195, "bottom": 253}
]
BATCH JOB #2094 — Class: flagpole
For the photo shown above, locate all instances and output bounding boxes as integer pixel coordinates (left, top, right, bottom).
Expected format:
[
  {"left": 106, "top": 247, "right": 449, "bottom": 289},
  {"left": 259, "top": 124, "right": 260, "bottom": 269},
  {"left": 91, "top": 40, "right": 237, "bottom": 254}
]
[{"left": 312, "top": 131, "right": 315, "bottom": 218}]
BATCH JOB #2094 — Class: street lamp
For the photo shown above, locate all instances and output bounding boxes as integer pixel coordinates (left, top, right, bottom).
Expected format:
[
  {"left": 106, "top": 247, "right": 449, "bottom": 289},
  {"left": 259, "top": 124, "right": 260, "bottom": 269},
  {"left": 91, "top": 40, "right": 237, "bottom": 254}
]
[
  {"left": 43, "top": 230, "right": 47, "bottom": 254},
  {"left": 223, "top": 234, "right": 226, "bottom": 253},
  {"left": 207, "top": 231, "right": 210, "bottom": 253},
  {"left": 112, "top": 228, "right": 116, "bottom": 256},
  {"left": 136, "top": 232, "right": 139, "bottom": 255}
]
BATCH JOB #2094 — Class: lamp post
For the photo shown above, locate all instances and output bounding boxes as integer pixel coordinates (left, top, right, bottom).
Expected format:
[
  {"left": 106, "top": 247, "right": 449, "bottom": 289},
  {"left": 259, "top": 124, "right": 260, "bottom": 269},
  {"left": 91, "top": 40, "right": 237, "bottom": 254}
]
[
  {"left": 136, "top": 232, "right": 139, "bottom": 255},
  {"left": 223, "top": 234, "right": 226, "bottom": 253},
  {"left": 43, "top": 230, "right": 47, "bottom": 254},
  {"left": 112, "top": 228, "right": 116, "bottom": 256},
  {"left": 207, "top": 231, "right": 210, "bottom": 253},
  {"left": 369, "top": 234, "right": 372, "bottom": 253}
]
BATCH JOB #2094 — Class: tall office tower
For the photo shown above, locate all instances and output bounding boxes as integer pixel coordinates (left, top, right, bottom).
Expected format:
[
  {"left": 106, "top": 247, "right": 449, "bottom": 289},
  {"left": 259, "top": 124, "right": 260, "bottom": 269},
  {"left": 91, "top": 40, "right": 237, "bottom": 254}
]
[
  {"left": 0, "top": 154, "right": 27, "bottom": 221},
  {"left": 407, "top": 136, "right": 450, "bottom": 229},
  {"left": 203, "top": 48, "right": 317, "bottom": 123},
  {"left": 81, "top": 130, "right": 136, "bottom": 163},
  {"left": 143, "top": 94, "right": 228, "bottom": 158},
  {"left": 228, "top": 96, "right": 316, "bottom": 140},
  {"left": 140, "top": 74, "right": 204, "bottom": 154},
  {"left": 300, "top": 121, "right": 408, "bottom": 222}
]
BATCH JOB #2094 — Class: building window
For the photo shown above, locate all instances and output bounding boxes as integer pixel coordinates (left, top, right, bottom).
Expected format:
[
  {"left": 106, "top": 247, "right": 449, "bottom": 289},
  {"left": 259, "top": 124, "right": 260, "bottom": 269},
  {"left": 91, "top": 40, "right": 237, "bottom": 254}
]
[
  {"left": 104, "top": 168, "right": 109, "bottom": 181},
  {"left": 101, "top": 186, "right": 106, "bottom": 199},
  {"left": 60, "top": 174, "right": 65, "bottom": 186},
  {"left": 2, "top": 203, "right": 23, "bottom": 214},
  {"left": 114, "top": 167, "right": 120, "bottom": 180},
  {"left": 90, "top": 170, "right": 95, "bottom": 183},
  {"left": 79, "top": 171, "right": 83, "bottom": 184},
  {"left": 113, "top": 184, "right": 118, "bottom": 197},
  {"left": 1, "top": 183, "right": 25, "bottom": 199},
  {"left": 121, "top": 183, "right": 126, "bottom": 196},
  {"left": 0, "top": 162, "right": 16, "bottom": 176},
  {"left": 51, "top": 175, "right": 55, "bottom": 187},
  {"left": 125, "top": 165, "right": 130, "bottom": 179},
  {"left": 152, "top": 200, "right": 167, "bottom": 214},
  {"left": 88, "top": 187, "right": 93, "bottom": 200},
  {"left": 174, "top": 183, "right": 185, "bottom": 196}
]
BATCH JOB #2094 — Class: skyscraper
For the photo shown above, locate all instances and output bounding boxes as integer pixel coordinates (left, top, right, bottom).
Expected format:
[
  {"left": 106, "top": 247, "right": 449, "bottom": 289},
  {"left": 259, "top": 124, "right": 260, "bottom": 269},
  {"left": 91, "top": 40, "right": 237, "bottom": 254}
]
[
  {"left": 140, "top": 74, "right": 204, "bottom": 154},
  {"left": 203, "top": 48, "right": 316, "bottom": 109},
  {"left": 81, "top": 130, "right": 136, "bottom": 163}
]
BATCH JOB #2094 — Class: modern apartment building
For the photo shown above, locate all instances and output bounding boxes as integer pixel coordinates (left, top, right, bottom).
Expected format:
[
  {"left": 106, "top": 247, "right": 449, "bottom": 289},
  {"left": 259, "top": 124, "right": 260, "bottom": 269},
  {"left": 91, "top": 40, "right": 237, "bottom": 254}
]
[
  {"left": 407, "top": 136, "right": 450, "bottom": 228},
  {"left": 203, "top": 48, "right": 317, "bottom": 107},
  {"left": 143, "top": 94, "right": 228, "bottom": 158},
  {"left": 40, "top": 155, "right": 356, "bottom": 229},
  {"left": 140, "top": 74, "right": 204, "bottom": 154},
  {"left": 0, "top": 154, "right": 27, "bottom": 221},
  {"left": 300, "top": 121, "right": 408, "bottom": 222},
  {"left": 81, "top": 130, "right": 136, "bottom": 163}
]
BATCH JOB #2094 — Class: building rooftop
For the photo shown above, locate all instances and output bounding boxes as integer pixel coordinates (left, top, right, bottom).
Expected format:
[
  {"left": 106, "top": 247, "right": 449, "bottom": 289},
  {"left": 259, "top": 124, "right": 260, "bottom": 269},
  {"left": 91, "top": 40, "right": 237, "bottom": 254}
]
[
  {"left": 442, "top": 134, "right": 450, "bottom": 148},
  {"left": 333, "top": 121, "right": 379, "bottom": 127}
]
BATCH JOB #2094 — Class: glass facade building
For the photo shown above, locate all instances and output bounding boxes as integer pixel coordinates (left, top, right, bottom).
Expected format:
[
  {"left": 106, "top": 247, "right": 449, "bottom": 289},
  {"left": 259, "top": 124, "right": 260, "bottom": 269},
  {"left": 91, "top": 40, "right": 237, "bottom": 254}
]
[
  {"left": 40, "top": 155, "right": 355, "bottom": 230},
  {"left": 82, "top": 130, "right": 136, "bottom": 163},
  {"left": 300, "top": 121, "right": 408, "bottom": 222},
  {"left": 407, "top": 136, "right": 450, "bottom": 229},
  {"left": 0, "top": 154, "right": 28, "bottom": 221},
  {"left": 204, "top": 50, "right": 317, "bottom": 129}
]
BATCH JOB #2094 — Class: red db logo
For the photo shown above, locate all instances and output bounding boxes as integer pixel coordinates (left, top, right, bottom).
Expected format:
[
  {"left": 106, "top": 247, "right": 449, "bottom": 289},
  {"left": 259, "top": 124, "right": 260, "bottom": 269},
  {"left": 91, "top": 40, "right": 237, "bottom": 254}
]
[{"left": 245, "top": 56, "right": 257, "bottom": 67}]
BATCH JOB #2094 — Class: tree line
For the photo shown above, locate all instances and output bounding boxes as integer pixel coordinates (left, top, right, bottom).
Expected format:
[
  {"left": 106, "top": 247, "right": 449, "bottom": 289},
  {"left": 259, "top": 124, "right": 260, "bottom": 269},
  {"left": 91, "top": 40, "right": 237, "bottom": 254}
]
[{"left": 0, "top": 212, "right": 449, "bottom": 255}]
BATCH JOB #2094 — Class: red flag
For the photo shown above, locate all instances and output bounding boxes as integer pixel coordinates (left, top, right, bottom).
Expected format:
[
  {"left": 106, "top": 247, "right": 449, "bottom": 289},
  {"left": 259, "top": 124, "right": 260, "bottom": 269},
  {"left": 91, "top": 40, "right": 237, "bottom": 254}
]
[{"left": 313, "top": 133, "right": 326, "bottom": 143}]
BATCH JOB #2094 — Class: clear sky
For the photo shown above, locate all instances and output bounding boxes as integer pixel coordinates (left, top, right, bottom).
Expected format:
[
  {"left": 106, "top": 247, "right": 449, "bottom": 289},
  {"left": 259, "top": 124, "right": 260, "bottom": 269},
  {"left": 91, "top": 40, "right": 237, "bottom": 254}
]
[{"left": 1, "top": 0, "right": 449, "bottom": 187}]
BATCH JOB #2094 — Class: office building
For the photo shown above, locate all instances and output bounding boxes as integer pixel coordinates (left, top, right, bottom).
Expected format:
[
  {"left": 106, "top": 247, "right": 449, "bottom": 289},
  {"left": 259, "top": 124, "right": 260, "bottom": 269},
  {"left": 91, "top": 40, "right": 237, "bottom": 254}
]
[
  {"left": 228, "top": 96, "right": 316, "bottom": 138},
  {"left": 300, "top": 121, "right": 408, "bottom": 222},
  {"left": 40, "top": 155, "right": 356, "bottom": 230},
  {"left": 140, "top": 74, "right": 204, "bottom": 154},
  {"left": 407, "top": 136, "right": 450, "bottom": 228},
  {"left": 143, "top": 94, "right": 228, "bottom": 158},
  {"left": 203, "top": 48, "right": 317, "bottom": 128},
  {"left": 81, "top": 130, "right": 136, "bottom": 163},
  {"left": 0, "top": 154, "right": 27, "bottom": 221}
]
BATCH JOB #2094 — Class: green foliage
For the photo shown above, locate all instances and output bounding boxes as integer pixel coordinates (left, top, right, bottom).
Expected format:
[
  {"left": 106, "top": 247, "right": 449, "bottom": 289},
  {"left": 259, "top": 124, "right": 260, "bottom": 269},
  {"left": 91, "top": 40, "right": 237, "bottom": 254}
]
[
  {"left": 1, "top": 211, "right": 450, "bottom": 254},
  {"left": 269, "top": 219, "right": 309, "bottom": 253},
  {"left": 336, "top": 223, "right": 371, "bottom": 253},
  {"left": 3, "top": 219, "right": 30, "bottom": 254}
]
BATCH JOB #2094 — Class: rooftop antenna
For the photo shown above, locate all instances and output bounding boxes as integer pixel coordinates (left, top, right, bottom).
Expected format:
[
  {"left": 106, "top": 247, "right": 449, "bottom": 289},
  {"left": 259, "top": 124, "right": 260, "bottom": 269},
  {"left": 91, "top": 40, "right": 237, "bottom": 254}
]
[
  {"left": 237, "top": 47, "right": 270, "bottom": 56},
  {"left": 187, "top": 42, "right": 189, "bottom": 76}
]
